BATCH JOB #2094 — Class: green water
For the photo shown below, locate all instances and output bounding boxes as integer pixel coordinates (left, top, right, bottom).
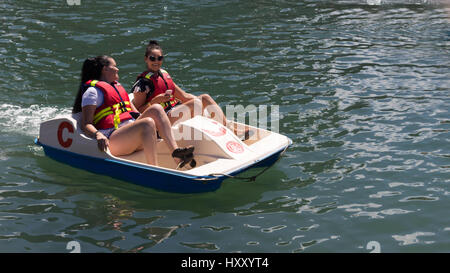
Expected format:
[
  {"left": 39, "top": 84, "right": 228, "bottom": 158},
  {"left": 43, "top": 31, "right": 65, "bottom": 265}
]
[{"left": 0, "top": 0, "right": 449, "bottom": 252}]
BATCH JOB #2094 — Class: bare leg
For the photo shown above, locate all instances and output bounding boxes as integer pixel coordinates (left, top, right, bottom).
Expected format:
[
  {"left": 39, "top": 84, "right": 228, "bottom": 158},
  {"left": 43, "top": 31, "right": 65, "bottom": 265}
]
[
  {"left": 138, "top": 104, "right": 195, "bottom": 166},
  {"left": 167, "top": 98, "right": 203, "bottom": 125},
  {"left": 138, "top": 104, "right": 178, "bottom": 152},
  {"left": 198, "top": 94, "right": 250, "bottom": 138},
  {"left": 198, "top": 94, "right": 227, "bottom": 125},
  {"left": 108, "top": 117, "right": 158, "bottom": 165}
]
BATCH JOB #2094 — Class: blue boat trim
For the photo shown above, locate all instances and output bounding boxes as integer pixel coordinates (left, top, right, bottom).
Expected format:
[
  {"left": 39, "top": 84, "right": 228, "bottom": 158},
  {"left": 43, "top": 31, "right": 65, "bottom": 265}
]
[
  {"left": 35, "top": 138, "right": 216, "bottom": 179},
  {"left": 34, "top": 138, "right": 288, "bottom": 193},
  {"left": 208, "top": 145, "right": 289, "bottom": 180}
]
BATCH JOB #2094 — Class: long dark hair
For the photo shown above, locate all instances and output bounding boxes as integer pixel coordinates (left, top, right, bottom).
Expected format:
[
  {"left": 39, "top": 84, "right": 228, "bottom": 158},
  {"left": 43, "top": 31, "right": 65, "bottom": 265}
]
[
  {"left": 145, "top": 40, "right": 163, "bottom": 57},
  {"left": 72, "top": 55, "right": 111, "bottom": 113}
]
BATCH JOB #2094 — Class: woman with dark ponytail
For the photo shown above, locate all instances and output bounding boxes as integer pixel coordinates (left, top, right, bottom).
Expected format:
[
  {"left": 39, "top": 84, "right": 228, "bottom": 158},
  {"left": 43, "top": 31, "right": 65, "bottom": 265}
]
[
  {"left": 131, "top": 40, "right": 249, "bottom": 139},
  {"left": 72, "top": 57, "right": 102, "bottom": 114},
  {"left": 72, "top": 55, "right": 195, "bottom": 168}
]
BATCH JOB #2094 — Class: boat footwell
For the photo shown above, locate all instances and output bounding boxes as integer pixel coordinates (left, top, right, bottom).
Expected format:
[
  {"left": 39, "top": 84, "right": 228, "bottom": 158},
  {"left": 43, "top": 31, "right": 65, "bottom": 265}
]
[{"left": 36, "top": 138, "right": 224, "bottom": 193}]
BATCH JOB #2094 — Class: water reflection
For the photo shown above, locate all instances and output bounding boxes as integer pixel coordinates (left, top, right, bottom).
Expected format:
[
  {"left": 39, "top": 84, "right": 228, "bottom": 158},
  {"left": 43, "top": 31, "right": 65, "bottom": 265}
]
[{"left": 0, "top": 0, "right": 449, "bottom": 252}]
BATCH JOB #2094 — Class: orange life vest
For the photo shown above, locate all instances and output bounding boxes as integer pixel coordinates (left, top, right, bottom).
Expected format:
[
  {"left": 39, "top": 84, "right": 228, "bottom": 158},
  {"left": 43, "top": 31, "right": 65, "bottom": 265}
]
[
  {"left": 85, "top": 80, "right": 133, "bottom": 130},
  {"left": 136, "top": 69, "right": 180, "bottom": 111}
]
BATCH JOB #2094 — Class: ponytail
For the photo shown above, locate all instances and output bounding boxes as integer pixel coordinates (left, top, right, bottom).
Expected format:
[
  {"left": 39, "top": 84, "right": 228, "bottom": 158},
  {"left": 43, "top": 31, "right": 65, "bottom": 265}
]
[
  {"left": 72, "top": 56, "right": 111, "bottom": 113},
  {"left": 145, "top": 40, "right": 163, "bottom": 57}
]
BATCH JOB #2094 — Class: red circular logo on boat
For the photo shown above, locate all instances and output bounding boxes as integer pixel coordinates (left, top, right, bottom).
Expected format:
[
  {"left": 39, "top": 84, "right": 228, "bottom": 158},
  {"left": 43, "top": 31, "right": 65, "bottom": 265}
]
[
  {"left": 57, "top": 121, "right": 74, "bottom": 148},
  {"left": 202, "top": 121, "right": 226, "bottom": 137},
  {"left": 226, "top": 141, "right": 244, "bottom": 154}
]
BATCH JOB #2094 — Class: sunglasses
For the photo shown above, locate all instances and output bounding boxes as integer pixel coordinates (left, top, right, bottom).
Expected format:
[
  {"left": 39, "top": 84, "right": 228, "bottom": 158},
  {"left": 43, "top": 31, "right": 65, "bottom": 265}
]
[{"left": 148, "top": 55, "right": 164, "bottom": 61}]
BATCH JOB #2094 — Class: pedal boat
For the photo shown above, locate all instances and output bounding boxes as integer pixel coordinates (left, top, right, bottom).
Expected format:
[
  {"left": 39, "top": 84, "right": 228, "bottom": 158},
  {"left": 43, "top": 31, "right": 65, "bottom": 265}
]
[{"left": 35, "top": 112, "right": 292, "bottom": 193}]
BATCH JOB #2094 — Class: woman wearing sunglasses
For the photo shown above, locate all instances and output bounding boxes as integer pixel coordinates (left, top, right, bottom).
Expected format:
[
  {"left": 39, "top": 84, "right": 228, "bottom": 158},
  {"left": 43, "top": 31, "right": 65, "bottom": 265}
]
[
  {"left": 72, "top": 55, "right": 195, "bottom": 168},
  {"left": 131, "top": 40, "right": 248, "bottom": 139}
]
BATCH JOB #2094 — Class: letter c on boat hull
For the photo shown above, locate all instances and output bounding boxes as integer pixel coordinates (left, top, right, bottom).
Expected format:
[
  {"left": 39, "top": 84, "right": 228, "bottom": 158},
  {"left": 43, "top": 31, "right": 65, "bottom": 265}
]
[{"left": 57, "top": 121, "right": 74, "bottom": 148}]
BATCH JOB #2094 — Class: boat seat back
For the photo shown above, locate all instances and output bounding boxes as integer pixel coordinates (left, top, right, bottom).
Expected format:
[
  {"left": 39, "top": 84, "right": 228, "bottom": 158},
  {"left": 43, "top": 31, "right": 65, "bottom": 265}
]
[{"left": 173, "top": 116, "right": 252, "bottom": 160}]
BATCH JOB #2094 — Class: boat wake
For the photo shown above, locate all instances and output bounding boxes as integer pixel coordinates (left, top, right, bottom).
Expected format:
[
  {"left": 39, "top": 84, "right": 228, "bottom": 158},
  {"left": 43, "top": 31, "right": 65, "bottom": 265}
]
[
  {"left": 333, "top": 0, "right": 447, "bottom": 5},
  {"left": 0, "top": 103, "right": 71, "bottom": 137}
]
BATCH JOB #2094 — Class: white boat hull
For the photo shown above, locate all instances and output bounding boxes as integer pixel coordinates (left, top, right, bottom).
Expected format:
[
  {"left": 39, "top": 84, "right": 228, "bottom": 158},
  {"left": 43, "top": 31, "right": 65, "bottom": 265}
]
[{"left": 36, "top": 113, "right": 291, "bottom": 193}]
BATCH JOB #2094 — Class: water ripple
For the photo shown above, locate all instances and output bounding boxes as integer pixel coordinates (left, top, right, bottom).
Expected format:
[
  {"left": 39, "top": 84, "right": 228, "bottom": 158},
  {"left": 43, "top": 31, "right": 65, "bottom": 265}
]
[{"left": 1, "top": 0, "right": 449, "bottom": 252}]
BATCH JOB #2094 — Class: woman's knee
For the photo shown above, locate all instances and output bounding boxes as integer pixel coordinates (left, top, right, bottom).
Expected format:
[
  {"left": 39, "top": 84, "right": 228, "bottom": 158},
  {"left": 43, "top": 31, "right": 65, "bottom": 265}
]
[
  {"left": 149, "top": 103, "right": 165, "bottom": 113},
  {"left": 139, "top": 117, "right": 157, "bottom": 136},
  {"left": 144, "top": 104, "right": 165, "bottom": 118},
  {"left": 198, "top": 94, "right": 213, "bottom": 104}
]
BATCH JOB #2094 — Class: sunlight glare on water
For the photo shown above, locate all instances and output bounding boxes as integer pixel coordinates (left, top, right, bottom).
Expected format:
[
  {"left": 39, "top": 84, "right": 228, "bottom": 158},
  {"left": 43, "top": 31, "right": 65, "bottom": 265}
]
[{"left": 0, "top": 0, "right": 448, "bottom": 253}]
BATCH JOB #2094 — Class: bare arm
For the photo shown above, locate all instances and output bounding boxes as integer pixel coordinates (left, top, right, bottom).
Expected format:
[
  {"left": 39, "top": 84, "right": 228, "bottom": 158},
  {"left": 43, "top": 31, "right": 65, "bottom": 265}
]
[
  {"left": 129, "top": 99, "right": 139, "bottom": 113},
  {"left": 132, "top": 90, "right": 150, "bottom": 113},
  {"left": 81, "top": 105, "right": 109, "bottom": 151},
  {"left": 174, "top": 83, "right": 196, "bottom": 103},
  {"left": 149, "top": 93, "right": 172, "bottom": 105}
]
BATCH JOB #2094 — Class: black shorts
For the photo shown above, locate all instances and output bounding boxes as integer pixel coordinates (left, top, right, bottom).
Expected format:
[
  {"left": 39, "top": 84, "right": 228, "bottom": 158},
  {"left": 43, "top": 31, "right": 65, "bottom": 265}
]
[{"left": 165, "top": 101, "right": 182, "bottom": 114}]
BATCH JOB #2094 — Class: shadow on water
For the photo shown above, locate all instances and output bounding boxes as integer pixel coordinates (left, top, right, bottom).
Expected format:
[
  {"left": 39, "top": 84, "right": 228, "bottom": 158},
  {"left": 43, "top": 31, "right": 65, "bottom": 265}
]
[
  {"left": 3, "top": 0, "right": 448, "bottom": 252},
  {"left": 28, "top": 153, "right": 302, "bottom": 252},
  {"left": 33, "top": 152, "right": 292, "bottom": 218}
]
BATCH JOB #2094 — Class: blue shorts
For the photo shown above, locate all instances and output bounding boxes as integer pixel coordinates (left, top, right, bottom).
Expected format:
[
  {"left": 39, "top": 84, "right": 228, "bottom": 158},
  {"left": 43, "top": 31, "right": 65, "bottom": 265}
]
[{"left": 98, "top": 119, "right": 135, "bottom": 139}]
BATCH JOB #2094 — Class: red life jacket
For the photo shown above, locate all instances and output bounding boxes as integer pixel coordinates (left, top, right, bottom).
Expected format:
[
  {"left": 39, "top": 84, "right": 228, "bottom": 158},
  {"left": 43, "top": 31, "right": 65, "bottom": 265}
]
[
  {"left": 85, "top": 80, "right": 133, "bottom": 130},
  {"left": 136, "top": 69, "right": 180, "bottom": 111}
]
